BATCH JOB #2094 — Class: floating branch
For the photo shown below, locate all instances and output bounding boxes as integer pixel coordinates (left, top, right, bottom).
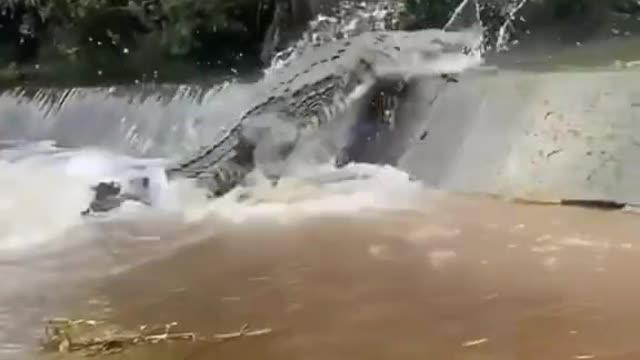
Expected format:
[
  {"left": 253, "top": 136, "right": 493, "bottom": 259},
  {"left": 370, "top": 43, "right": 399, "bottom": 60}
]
[{"left": 41, "top": 317, "right": 273, "bottom": 356}]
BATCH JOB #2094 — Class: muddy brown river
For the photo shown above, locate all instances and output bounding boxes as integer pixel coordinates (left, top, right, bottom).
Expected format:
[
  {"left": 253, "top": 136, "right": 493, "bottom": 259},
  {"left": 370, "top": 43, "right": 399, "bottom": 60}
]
[
  {"left": 3, "top": 4, "right": 640, "bottom": 358},
  {"left": 23, "top": 191, "right": 640, "bottom": 360}
]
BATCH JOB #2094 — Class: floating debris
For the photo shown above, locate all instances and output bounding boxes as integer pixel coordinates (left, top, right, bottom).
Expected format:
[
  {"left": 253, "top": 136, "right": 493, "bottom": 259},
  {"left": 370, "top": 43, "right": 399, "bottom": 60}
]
[
  {"left": 213, "top": 323, "right": 273, "bottom": 341},
  {"left": 575, "top": 354, "right": 596, "bottom": 360},
  {"left": 41, "top": 317, "right": 272, "bottom": 357},
  {"left": 462, "top": 338, "right": 489, "bottom": 347}
]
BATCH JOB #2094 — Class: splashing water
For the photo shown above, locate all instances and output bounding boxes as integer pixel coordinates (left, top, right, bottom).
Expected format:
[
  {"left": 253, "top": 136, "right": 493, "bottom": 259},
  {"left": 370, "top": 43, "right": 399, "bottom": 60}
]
[
  {"left": 266, "top": 0, "right": 531, "bottom": 74},
  {"left": 0, "top": 145, "right": 179, "bottom": 252},
  {"left": 182, "top": 162, "right": 431, "bottom": 224},
  {"left": 265, "top": 0, "right": 407, "bottom": 73}
]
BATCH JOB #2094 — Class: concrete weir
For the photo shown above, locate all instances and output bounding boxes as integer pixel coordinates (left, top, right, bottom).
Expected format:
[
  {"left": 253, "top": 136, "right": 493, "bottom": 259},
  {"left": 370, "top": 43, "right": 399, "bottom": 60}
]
[
  {"left": 0, "top": 85, "right": 223, "bottom": 158},
  {"left": 398, "top": 67, "right": 640, "bottom": 205},
  {"left": 2, "top": 66, "right": 640, "bottom": 205}
]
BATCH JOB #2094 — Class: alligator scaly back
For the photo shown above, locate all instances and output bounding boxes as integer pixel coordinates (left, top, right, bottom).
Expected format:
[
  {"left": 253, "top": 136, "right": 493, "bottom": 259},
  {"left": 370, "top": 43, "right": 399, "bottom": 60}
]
[{"left": 166, "top": 26, "right": 484, "bottom": 197}]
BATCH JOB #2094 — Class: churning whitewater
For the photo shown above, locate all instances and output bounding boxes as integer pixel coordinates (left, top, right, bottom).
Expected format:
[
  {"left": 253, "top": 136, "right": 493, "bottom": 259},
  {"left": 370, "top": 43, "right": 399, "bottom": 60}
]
[{"left": 0, "top": 140, "right": 431, "bottom": 253}]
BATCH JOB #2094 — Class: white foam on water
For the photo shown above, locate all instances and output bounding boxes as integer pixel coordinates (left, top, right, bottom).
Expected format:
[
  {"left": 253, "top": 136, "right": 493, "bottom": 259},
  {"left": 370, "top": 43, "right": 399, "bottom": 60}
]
[
  {"left": 0, "top": 145, "right": 187, "bottom": 254},
  {"left": 183, "top": 162, "right": 433, "bottom": 225},
  {"left": 0, "top": 138, "right": 436, "bottom": 255},
  {"left": 0, "top": 161, "right": 90, "bottom": 253}
]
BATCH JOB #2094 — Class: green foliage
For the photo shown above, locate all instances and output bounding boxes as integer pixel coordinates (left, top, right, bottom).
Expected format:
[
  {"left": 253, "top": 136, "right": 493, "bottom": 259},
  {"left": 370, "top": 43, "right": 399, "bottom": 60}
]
[
  {"left": 2, "top": 0, "right": 264, "bottom": 58},
  {"left": 609, "top": 0, "right": 640, "bottom": 15},
  {"left": 139, "top": 0, "right": 257, "bottom": 55},
  {"left": 404, "top": 0, "right": 459, "bottom": 28},
  {"left": 3, "top": 0, "right": 636, "bottom": 86},
  {"left": 0, "top": 0, "right": 270, "bottom": 85},
  {"left": 551, "top": 0, "right": 589, "bottom": 19}
]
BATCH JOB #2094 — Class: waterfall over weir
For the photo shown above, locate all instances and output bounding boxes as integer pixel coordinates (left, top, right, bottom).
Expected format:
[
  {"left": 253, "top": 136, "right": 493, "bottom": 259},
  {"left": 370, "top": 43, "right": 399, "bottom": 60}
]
[{"left": 0, "top": 85, "right": 225, "bottom": 158}]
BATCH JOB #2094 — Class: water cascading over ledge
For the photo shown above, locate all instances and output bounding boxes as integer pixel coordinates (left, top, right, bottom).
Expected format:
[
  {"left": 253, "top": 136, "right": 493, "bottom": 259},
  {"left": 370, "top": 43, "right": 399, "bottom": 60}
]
[{"left": 0, "top": 84, "right": 227, "bottom": 158}]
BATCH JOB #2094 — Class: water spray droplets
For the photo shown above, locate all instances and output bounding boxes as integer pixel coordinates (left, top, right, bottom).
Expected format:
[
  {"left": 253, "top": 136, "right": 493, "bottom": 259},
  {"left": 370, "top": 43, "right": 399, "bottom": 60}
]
[
  {"left": 264, "top": 0, "right": 405, "bottom": 75},
  {"left": 493, "top": 0, "right": 530, "bottom": 52}
]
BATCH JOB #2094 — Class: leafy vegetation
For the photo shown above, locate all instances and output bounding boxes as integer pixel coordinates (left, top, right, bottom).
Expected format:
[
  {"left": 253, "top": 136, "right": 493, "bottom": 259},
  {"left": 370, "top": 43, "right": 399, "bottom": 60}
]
[
  {"left": 1, "top": 0, "right": 639, "bottom": 86},
  {"left": 404, "top": 0, "right": 459, "bottom": 28},
  {"left": 0, "top": 0, "right": 277, "bottom": 85}
]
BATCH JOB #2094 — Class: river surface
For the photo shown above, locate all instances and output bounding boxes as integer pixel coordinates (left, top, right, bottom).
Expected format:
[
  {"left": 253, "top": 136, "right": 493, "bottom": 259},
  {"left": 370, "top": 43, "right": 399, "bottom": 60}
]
[
  {"left": 5, "top": 178, "right": 640, "bottom": 360},
  {"left": 2, "top": 147, "right": 640, "bottom": 360}
]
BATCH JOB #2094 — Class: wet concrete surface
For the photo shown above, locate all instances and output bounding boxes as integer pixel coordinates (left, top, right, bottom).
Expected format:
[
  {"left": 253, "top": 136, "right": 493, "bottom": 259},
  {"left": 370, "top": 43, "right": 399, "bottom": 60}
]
[
  {"left": 34, "top": 193, "right": 640, "bottom": 360},
  {"left": 397, "top": 66, "right": 640, "bottom": 204}
]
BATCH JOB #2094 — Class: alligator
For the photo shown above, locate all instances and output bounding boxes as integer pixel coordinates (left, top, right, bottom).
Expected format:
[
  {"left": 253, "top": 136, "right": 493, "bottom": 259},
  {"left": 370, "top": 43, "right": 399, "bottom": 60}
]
[
  {"left": 82, "top": 26, "right": 483, "bottom": 215},
  {"left": 167, "top": 27, "right": 481, "bottom": 189}
]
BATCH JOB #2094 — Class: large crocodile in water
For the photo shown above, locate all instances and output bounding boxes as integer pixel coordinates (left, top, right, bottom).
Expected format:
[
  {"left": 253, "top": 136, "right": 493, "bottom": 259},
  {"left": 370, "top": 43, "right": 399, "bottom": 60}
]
[{"left": 84, "top": 26, "right": 483, "bottom": 214}]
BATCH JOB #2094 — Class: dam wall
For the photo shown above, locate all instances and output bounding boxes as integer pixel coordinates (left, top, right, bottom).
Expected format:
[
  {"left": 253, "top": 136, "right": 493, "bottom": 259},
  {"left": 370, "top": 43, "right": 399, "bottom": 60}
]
[
  {"left": 0, "top": 85, "right": 224, "bottom": 158},
  {"left": 398, "top": 67, "right": 640, "bottom": 204},
  {"left": 2, "top": 66, "right": 640, "bottom": 204}
]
